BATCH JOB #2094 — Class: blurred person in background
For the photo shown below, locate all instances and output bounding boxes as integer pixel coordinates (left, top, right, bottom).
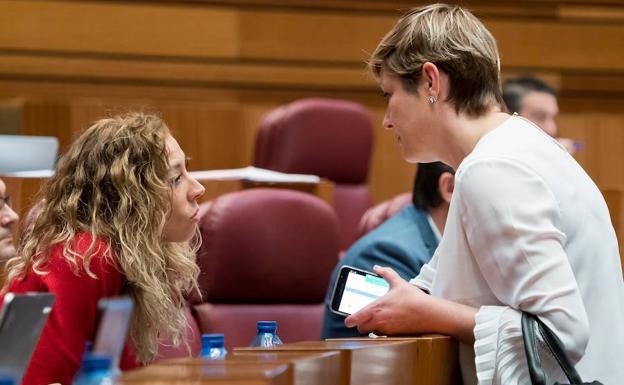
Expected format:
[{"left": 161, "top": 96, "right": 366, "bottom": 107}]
[
  {"left": 321, "top": 162, "right": 454, "bottom": 338},
  {"left": 503, "top": 76, "right": 579, "bottom": 153},
  {"left": 0, "top": 178, "right": 19, "bottom": 269}
]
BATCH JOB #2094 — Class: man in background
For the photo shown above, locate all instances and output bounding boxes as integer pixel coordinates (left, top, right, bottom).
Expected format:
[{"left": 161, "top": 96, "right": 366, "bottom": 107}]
[
  {"left": 503, "top": 76, "right": 578, "bottom": 153},
  {"left": 321, "top": 162, "right": 454, "bottom": 338},
  {"left": 0, "top": 178, "right": 19, "bottom": 270}
]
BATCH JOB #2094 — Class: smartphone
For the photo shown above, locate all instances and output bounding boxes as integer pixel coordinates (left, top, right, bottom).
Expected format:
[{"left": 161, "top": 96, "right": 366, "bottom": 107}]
[
  {"left": 92, "top": 296, "right": 134, "bottom": 373},
  {"left": 329, "top": 265, "right": 390, "bottom": 316}
]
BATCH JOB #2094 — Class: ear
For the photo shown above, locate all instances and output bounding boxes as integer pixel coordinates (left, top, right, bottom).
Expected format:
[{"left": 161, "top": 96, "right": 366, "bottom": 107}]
[
  {"left": 438, "top": 172, "right": 454, "bottom": 204},
  {"left": 421, "top": 62, "right": 441, "bottom": 99}
]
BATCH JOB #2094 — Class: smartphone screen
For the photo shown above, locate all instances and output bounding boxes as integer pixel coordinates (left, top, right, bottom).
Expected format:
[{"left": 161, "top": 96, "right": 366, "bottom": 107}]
[{"left": 330, "top": 266, "right": 390, "bottom": 316}]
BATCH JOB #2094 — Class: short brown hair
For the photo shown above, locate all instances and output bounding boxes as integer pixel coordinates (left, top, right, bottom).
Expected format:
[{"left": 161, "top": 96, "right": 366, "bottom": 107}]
[{"left": 369, "top": 4, "right": 504, "bottom": 117}]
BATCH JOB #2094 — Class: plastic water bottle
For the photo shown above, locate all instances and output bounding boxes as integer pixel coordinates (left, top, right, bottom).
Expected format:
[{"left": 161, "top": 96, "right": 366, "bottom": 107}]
[
  {"left": 200, "top": 333, "right": 228, "bottom": 360},
  {"left": 73, "top": 353, "right": 113, "bottom": 385},
  {"left": 249, "top": 321, "right": 283, "bottom": 347}
]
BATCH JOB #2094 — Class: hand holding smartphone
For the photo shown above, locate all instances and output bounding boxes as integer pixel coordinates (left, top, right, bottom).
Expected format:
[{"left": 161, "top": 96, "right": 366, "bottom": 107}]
[{"left": 329, "top": 265, "right": 390, "bottom": 317}]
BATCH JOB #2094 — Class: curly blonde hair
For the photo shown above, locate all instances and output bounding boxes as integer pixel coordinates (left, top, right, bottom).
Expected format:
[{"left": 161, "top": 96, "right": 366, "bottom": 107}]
[{"left": 5, "top": 112, "right": 200, "bottom": 363}]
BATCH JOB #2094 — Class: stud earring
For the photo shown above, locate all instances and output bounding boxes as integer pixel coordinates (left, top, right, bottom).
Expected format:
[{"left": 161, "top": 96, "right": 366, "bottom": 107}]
[{"left": 428, "top": 95, "right": 437, "bottom": 104}]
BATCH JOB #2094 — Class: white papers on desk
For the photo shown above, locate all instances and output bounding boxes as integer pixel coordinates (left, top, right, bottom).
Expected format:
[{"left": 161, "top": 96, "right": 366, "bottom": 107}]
[{"left": 189, "top": 166, "right": 320, "bottom": 184}]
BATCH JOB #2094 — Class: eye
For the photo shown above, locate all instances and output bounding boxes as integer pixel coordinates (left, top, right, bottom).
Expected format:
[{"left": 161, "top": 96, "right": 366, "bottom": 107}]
[
  {"left": 172, "top": 174, "right": 182, "bottom": 186},
  {"left": 382, "top": 92, "right": 391, "bottom": 100}
]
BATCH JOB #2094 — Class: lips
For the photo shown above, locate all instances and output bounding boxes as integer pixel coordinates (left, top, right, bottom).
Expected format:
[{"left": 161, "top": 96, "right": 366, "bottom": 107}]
[{"left": 190, "top": 209, "right": 200, "bottom": 222}]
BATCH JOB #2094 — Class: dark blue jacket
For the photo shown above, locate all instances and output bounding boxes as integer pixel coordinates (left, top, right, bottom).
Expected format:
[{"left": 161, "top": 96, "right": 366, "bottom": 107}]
[{"left": 320, "top": 205, "right": 439, "bottom": 338}]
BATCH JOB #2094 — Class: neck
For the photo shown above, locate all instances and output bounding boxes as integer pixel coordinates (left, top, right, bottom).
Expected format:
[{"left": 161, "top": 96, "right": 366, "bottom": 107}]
[
  {"left": 437, "top": 106, "right": 509, "bottom": 169},
  {"left": 428, "top": 202, "right": 450, "bottom": 235}
]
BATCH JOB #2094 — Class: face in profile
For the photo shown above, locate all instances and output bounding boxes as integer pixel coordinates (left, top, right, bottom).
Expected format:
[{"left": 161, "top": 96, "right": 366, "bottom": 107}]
[
  {"left": 162, "top": 135, "right": 205, "bottom": 243},
  {"left": 380, "top": 69, "right": 440, "bottom": 163},
  {"left": 520, "top": 91, "right": 559, "bottom": 137},
  {"left": 0, "top": 179, "right": 19, "bottom": 263}
]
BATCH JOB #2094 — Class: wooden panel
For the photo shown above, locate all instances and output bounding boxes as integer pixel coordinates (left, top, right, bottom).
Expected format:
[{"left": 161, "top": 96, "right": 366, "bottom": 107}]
[
  {"left": 1, "top": 1, "right": 623, "bottom": 73},
  {"left": 238, "top": 11, "right": 393, "bottom": 62},
  {"left": 558, "top": 114, "right": 624, "bottom": 187},
  {"left": 158, "top": 352, "right": 343, "bottom": 385},
  {"left": 601, "top": 186, "right": 624, "bottom": 270},
  {"left": 488, "top": 20, "right": 624, "bottom": 72},
  {"left": 0, "top": 53, "right": 375, "bottom": 91},
  {"left": 0, "top": 1, "right": 238, "bottom": 58},
  {"left": 121, "top": 362, "right": 291, "bottom": 384}
]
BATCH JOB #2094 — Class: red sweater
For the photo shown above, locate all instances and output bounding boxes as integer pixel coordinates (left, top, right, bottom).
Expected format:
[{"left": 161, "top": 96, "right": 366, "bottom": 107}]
[{"left": 0, "top": 233, "right": 138, "bottom": 385}]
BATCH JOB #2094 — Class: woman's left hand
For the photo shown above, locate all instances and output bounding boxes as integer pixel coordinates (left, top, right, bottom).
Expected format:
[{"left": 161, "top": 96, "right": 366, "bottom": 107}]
[{"left": 344, "top": 265, "right": 434, "bottom": 335}]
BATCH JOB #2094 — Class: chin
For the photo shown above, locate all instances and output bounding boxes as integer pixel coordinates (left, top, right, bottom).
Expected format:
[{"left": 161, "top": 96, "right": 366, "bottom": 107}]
[
  {"left": 404, "top": 149, "right": 440, "bottom": 164},
  {"left": 167, "top": 230, "right": 197, "bottom": 244},
  {"left": 403, "top": 151, "right": 427, "bottom": 164}
]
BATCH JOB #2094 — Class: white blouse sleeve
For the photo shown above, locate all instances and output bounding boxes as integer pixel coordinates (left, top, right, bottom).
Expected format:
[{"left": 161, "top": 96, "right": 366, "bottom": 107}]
[
  {"left": 458, "top": 158, "right": 589, "bottom": 385},
  {"left": 410, "top": 251, "right": 438, "bottom": 293}
]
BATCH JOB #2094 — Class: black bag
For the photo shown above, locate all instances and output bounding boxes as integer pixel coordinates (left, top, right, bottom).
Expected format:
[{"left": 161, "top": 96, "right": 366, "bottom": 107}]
[{"left": 522, "top": 312, "right": 603, "bottom": 385}]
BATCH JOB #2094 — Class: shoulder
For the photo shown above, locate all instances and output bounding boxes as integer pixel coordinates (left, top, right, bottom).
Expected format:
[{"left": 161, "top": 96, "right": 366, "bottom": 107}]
[
  {"left": 340, "top": 206, "right": 432, "bottom": 267},
  {"left": 47, "top": 233, "right": 120, "bottom": 279},
  {"left": 355, "top": 206, "right": 427, "bottom": 246}
]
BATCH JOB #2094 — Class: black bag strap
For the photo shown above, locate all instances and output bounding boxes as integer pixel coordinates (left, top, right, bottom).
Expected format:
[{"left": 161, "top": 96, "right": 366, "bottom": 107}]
[{"left": 521, "top": 312, "right": 583, "bottom": 385}]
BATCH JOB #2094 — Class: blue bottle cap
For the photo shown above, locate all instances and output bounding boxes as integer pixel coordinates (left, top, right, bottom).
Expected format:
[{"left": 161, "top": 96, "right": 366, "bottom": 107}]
[
  {"left": 201, "top": 333, "right": 224, "bottom": 347},
  {"left": 256, "top": 320, "right": 277, "bottom": 333},
  {"left": 81, "top": 353, "right": 112, "bottom": 372}
]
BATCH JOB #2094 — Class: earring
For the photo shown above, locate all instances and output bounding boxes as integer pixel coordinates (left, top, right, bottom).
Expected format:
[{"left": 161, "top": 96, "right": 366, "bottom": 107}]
[{"left": 428, "top": 95, "right": 437, "bottom": 104}]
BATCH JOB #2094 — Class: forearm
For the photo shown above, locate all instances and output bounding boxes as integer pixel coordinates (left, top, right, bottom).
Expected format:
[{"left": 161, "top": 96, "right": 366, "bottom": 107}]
[{"left": 424, "top": 296, "right": 477, "bottom": 344}]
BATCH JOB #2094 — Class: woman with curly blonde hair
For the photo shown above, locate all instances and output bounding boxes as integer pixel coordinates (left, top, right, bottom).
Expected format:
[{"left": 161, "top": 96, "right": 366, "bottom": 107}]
[{"left": 1, "top": 112, "right": 205, "bottom": 385}]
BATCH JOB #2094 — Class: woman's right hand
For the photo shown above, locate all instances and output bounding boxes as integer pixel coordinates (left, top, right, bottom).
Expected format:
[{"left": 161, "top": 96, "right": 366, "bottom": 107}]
[
  {"left": 345, "top": 265, "right": 478, "bottom": 343},
  {"left": 344, "top": 266, "right": 434, "bottom": 335}
]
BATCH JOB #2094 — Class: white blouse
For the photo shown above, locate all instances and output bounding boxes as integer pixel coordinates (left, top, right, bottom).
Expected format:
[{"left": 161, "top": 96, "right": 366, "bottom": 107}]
[{"left": 412, "top": 116, "right": 624, "bottom": 384}]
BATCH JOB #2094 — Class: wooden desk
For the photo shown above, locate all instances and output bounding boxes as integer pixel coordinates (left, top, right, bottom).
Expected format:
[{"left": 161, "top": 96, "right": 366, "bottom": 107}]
[
  {"left": 120, "top": 351, "right": 341, "bottom": 385},
  {"left": 121, "top": 362, "right": 290, "bottom": 385},
  {"left": 235, "top": 337, "right": 460, "bottom": 385}
]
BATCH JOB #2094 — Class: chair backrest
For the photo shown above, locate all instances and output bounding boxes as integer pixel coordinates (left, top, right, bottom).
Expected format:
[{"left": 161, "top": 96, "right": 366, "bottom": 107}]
[
  {"left": 254, "top": 98, "right": 374, "bottom": 249},
  {"left": 194, "top": 188, "right": 340, "bottom": 349},
  {"left": 154, "top": 303, "right": 202, "bottom": 361}
]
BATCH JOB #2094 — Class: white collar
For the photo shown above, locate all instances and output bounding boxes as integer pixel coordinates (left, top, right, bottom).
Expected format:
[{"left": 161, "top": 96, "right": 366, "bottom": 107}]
[{"left": 427, "top": 214, "right": 442, "bottom": 242}]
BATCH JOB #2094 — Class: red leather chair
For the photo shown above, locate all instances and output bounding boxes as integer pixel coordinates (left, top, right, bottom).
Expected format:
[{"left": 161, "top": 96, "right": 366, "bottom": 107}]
[
  {"left": 254, "top": 98, "right": 374, "bottom": 249},
  {"left": 193, "top": 188, "right": 340, "bottom": 350},
  {"left": 154, "top": 303, "right": 202, "bottom": 361}
]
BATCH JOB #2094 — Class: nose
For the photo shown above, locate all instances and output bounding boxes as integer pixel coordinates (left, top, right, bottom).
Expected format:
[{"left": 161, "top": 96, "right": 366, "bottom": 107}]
[
  {"left": 382, "top": 113, "right": 393, "bottom": 131},
  {"left": 1, "top": 205, "right": 19, "bottom": 226},
  {"left": 189, "top": 177, "right": 205, "bottom": 202}
]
